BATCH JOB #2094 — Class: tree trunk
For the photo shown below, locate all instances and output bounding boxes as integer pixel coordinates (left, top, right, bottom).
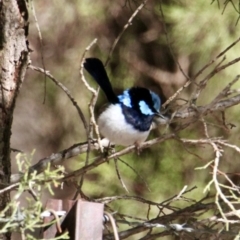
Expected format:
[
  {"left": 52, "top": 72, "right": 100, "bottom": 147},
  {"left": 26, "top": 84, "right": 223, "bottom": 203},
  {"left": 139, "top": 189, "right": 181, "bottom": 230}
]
[{"left": 0, "top": 0, "right": 28, "bottom": 238}]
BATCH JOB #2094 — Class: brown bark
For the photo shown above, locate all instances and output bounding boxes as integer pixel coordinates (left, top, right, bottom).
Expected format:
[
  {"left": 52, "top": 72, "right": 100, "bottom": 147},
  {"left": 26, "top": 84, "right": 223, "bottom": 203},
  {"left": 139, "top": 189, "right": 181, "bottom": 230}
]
[{"left": 0, "top": 0, "right": 28, "bottom": 238}]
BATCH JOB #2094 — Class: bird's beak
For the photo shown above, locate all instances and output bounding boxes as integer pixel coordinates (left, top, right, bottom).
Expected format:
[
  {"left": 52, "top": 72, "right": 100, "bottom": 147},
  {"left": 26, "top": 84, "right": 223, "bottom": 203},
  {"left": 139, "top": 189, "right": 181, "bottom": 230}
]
[
  {"left": 153, "top": 112, "right": 169, "bottom": 126},
  {"left": 155, "top": 112, "right": 168, "bottom": 119}
]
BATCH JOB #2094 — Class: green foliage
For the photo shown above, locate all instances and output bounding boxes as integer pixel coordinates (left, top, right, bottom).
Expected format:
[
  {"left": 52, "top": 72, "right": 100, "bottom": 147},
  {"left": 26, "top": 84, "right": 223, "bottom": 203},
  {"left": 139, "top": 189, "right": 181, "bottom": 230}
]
[{"left": 0, "top": 152, "right": 69, "bottom": 239}]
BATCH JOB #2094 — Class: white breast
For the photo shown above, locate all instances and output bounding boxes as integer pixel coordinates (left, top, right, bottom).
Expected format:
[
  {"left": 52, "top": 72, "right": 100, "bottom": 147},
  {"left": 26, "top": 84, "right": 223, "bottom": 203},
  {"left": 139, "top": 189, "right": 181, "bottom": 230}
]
[{"left": 97, "top": 104, "right": 150, "bottom": 146}]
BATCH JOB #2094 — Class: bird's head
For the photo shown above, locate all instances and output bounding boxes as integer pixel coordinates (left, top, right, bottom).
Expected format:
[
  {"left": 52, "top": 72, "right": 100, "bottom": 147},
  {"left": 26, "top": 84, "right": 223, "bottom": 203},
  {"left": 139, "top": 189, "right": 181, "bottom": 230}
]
[{"left": 118, "top": 87, "right": 162, "bottom": 116}]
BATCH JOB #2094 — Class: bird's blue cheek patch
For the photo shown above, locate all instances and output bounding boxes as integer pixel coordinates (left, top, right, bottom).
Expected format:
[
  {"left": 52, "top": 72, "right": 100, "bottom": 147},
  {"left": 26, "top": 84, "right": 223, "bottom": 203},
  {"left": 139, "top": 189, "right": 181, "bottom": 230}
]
[
  {"left": 118, "top": 91, "right": 132, "bottom": 108},
  {"left": 139, "top": 101, "right": 154, "bottom": 115}
]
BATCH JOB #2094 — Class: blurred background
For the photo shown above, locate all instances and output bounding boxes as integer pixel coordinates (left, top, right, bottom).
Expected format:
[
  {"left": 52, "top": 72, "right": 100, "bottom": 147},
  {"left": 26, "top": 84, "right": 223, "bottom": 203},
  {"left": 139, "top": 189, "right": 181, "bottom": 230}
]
[{"left": 11, "top": 0, "right": 240, "bottom": 239}]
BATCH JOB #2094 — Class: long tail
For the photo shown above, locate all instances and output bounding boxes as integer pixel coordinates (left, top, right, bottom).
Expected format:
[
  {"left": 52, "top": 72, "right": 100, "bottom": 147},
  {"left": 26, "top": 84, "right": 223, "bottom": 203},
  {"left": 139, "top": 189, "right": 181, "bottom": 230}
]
[{"left": 84, "top": 58, "right": 119, "bottom": 104}]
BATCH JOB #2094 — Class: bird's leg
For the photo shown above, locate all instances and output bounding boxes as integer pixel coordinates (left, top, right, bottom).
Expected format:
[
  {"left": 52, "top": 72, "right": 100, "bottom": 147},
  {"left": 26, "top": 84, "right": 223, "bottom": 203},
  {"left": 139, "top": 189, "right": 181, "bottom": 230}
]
[
  {"left": 99, "top": 138, "right": 115, "bottom": 158},
  {"left": 103, "top": 142, "right": 115, "bottom": 162},
  {"left": 134, "top": 142, "right": 142, "bottom": 155}
]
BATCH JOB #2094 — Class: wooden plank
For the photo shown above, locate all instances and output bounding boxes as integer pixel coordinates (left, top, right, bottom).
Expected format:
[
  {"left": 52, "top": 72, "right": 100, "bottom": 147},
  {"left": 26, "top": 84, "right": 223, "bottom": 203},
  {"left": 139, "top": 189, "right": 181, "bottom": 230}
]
[
  {"left": 43, "top": 199, "right": 75, "bottom": 238},
  {"left": 57, "top": 200, "right": 104, "bottom": 240}
]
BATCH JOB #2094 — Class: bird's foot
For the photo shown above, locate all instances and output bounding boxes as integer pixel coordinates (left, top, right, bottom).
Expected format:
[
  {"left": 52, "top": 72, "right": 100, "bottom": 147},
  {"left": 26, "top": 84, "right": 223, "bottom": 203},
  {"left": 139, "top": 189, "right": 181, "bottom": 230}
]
[
  {"left": 134, "top": 143, "right": 142, "bottom": 155},
  {"left": 103, "top": 144, "right": 115, "bottom": 159}
]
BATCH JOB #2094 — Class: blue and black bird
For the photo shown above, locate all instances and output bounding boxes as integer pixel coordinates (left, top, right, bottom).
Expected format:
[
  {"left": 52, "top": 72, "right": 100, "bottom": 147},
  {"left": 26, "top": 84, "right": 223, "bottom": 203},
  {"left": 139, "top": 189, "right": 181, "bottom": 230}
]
[{"left": 84, "top": 58, "right": 164, "bottom": 147}]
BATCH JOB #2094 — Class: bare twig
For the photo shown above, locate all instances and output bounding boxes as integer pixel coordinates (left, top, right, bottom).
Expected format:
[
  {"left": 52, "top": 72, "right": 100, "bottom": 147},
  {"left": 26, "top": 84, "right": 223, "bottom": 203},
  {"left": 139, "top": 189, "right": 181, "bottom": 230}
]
[
  {"left": 104, "top": 212, "right": 120, "bottom": 240},
  {"left": 28, "top": 65, "right": 88, "bottom": 135},
  {"left": 193, "top": 36, "right": 240, "bottom": 81},
  {"left": 0, "top": 182, "right": 19, "bottom": 195},
  {"left": 79, "top": 38, "right": 98, "bottom": 94},
  {"left": 203, "top": 75, "right": 240, "bottom": 114},
  {"left": 114, "top": 158, "right": 129, "bottom": 193},
  {"left": 106, "top": 0, "right": 149, "bottom": 66},
  {"left": 77, "top": 38, "right": 99, "bottom": 197},
  {"left": 159, "top": 0, "right": 191, "bottom": 108},
  {"left": 193, "top": 57, "right": 240, "bottom": 101},
  {"left": 117, "top": 158, "right": 151, "bottom": 192},
  {"left": 61, "top": 133, "right": 175, "bottom": 182},
  {"left": 29, "top": 0, "right": 47, "bottom": 103}
]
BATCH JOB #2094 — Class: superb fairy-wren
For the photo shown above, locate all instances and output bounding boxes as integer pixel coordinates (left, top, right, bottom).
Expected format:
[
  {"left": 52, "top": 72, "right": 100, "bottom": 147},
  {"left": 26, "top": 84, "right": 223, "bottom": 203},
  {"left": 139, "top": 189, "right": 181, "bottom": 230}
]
[{"left": 84, "top": 58, "right": 164, "bottom": 147}]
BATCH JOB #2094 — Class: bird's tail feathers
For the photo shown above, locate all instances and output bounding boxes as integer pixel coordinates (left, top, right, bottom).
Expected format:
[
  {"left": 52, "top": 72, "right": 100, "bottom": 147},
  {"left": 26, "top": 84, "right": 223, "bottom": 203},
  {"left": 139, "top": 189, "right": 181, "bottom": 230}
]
[{"left": 84, "top": 58, "right": 119, "bottom": 104}]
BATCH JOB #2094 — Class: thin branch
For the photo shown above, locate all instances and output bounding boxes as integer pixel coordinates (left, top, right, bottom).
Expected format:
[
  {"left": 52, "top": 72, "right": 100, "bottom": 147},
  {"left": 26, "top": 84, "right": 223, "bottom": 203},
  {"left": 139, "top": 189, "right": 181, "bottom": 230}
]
[
  {"left": 118, "top": 158, "right": 151, "bottom": 192},
  {"left": 105, "top": 0, "right": 149, "bottom": 66},
  {"left": 28, "top": 65, "right": 88, "bottom": 135},
  {"left": 193, "top": 57, "right": 240, "bottom": 101},
  {"left": 174, "top": 93, "right": 240, "bottom": 119},
  {"left": 29, "top": 0, "right": 47, "bottom": 103},
  {"left": 193, "top": 36, "right": 240, "bottom": 81},
  {"left": 114, "top": 158, "right": 129, "bottom": 193},
  {"left": 79, "top": 38, "right": 98, "bottom": 94},
  {"left": 104, "top": 212, "right": 120, "bottom": 240},
  {"left": 0, "top": 182, "right": 19, "bottom": 195},
  {"left": 77, "top": 38, "right": 99, "bottom": 196},
  {"left": 159, "top": 0, "right": 191, "bottom": 108}
]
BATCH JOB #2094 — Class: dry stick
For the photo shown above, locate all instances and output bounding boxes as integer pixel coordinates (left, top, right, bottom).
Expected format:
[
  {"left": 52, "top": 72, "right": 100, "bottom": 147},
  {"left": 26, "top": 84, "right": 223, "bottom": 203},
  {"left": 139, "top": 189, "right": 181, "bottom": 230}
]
[
  {"left": 201, "top": 118, "right": 239, "bottom": 229},
  {"left": 218, "top": 141, "right": 240, "bottom": 154},
  {"left": 105, "top": 0, "right": 149, "bottom": 66},
  {"left": 27, "top": 141, "right": 99, "bottom": 175},
  {"left": 222, "top": 0, "right": 240, "bottom": 15},
  {"left": 159, "top": 1, "right": 191, "bottom": 108},
  {"left": 192, "top": 38, "right": 240, "bottom": 100},
  {"left": 74, "top": 39, "right": 99, "bottom": 199},
  {"left": 159, "top": 1, "right": 189, "bottom": 82},
  {"left": 217, "top": 169, "right": 240, "bottom": 192},
  {"left": 180, "top": 133, "right": 240, "bottom": 222},
  {"left": 193, "top": 36, "right": 240, "bottom": 81},
  {"left": 173, "top": 185, "right": 188, "bottom": 201},
  {"left": 104, "top": 212, "right": 120, "bottom": 240},
  {"left": 60, "top": 133, "right": 175, "bottom": 182},
  {"left": 46, "top": 209, "right": 63, "bottom": 233},
  {"left": 216, "top": 37, "right": 240, "bottom": 58},
  {"left": 117, "top": 158, "right": 151, "bottom": 192},
  {"left": 193, "top": 56, "right": 240, "bottom": 101},
  {"left": 0, "top": 182, "right": 19, "bottom": 195},
  {"left": 106, "top": 201, "right": 216, "bottom": 239},
  {"left": 96, "top": 194, "right": 171, "bottom": 207},
  {"left": 176, "top": 135, "right": 205, "bottom": 161},
  {"left": 191, "top": 39, "right": 239, "bottom": 102},
  {"left": 160, "top": 186, "right": 197, "bottom": 207},
  {"left": 180, "top": 138, "right": 225, "bottom": 145},
  {"left": 205, "top": 75, "right": 240, "bottom": 111},
  {"left": 87, "top": 92, "right": 101, "bottom": 150},
  {"left": 114, "top": 158, "right": 129, "bottom": 193},
  {"left": 162, "top": 79, "right": 193, "bottom": 108},
  {"left": 174, "top": 93, "right": 240, "bottom": 119},
  {"left": 211, "top": 143, "right": 231, "bottom": 229},
  {"left": 95, "top": 188, "right": 197, "bottom": 214},
  {"left": 29, "top": 0, "right": 47, "bottom": 103},
  {"left": 79, "top": 39, "right": 98, "bottom": 94},
  {"left": 163, "top": 35, "right": 240, "bottom": 108},
  {"left": 79, "top": 39, "right": 102, "bottom": 151},
  {"left": 28, "top": 65, "right": 88, "bottom": 135}
]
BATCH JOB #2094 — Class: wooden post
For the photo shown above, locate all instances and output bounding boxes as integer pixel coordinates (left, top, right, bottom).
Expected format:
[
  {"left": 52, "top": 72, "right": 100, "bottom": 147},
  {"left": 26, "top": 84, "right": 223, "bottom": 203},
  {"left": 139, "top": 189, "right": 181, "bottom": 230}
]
[{"left": 43, "top": 199, "right": 104, "bottom": 240}]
